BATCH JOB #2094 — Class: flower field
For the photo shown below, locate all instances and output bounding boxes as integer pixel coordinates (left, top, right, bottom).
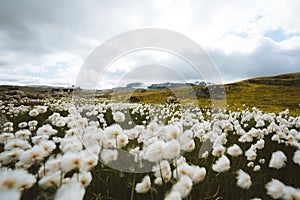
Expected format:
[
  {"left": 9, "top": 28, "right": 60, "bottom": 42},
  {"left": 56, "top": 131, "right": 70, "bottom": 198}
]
[{"left": 0, "top": 97, "right": 299, "bottom": 200}]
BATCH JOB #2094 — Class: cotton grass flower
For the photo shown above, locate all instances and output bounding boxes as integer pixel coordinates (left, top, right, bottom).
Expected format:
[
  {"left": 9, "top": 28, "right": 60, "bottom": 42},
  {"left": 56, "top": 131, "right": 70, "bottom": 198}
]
[
  {"left": 18, "top": 122, "right": 27, "bottom": 129},
  {"left": 55, "top": 181, "right": 85, "bottom": 200},
  {"left": 116, "top": 133, "right": 129, "bottom": 148},
  {"left": 32, "top": 135, "right": 49, "bottom": 145},
  {"left": 191, "top": 166, "right": 206, "bottom": 184},
  {"left": 38, "top": 171, "right": 61, "bottom": 189},
  {"left": 104, "top": 124, "right": 123, "bottom": 139},
  {"left": 135, "top": 175, "right": 151, "bottom": 193},
  {"left": 253, "top": 165, "right": 261, "bottom": 172},
  {"left": 266, "top": 179, "right": 286, "bottom": 199},
  {"left": 19, "top": 146, "right": 47, "bottom": 166},
  {"left": 236, "top": 169, "right": 252, "bottom": 189},
  {"left": 5, "top": 138, "right": 31, "bottom": 150},
  {"left": 28, "top": 120, "right": 38, "bottom": 127},
  {"left": 293, "top": 150, "right": 300, "bottom": 165},
  {"left": 245, "top": 146, "right": 257, "bottom": 161},
  {"left": 171, "top": 175, "right": 193, "bottom": 198},
  {"left": 163, "top": 139, "right": 180, "bottom": 160},
  {"left": 212, "top": 155, "right": 230, "bottom": 173},
  {"left": 15, "top": 129, "right": 31, "bottom": 140},
  {"left": 227, "top": 144, "right": 243, "bottom": 157},
  {"left": 29, "top": 109, "right": 39, "bottom": 117},
  {"left": 36, "top": 106, "right": 48, "bottom": 113},
  {"left": 100, "top": 149, "right": 118, "bottom": 164},
  {"left": 0, "top": 189, "right": 20, "bottom": 200},
  {"left": 38, "top": 140, "right": 56, "bottom": 155},
  {"left": 113, "top": 111, "right": 125, "bottom": 122},
  {"left": 36, "top": 124, "right": 58, "bottom": 136},
  {"left": 144, "top": 140, "right": 165, "bottom": 162},
  {"left": 0, "top": 132, "right": 14, "bottom": 143},
  {"left": 269, "top": 150, "right": 287, "bottom": 169},
  {"left": 60, "top": 152, "right": 82, "bottom": 173},
  {"left": 73, "top": 171, "right": 92, "bottom": 187},
  {"left": 212, "top": 144, "right": 226, "bottom": 157},
  {"left": 165, "top": 191, "right": 181, "bottom": 200},
  {"left": 283, "top": 186, "right": 300, "bottom": 200},
  {"left": 0, "top": 168, "right": 36, "bottom": 190}
]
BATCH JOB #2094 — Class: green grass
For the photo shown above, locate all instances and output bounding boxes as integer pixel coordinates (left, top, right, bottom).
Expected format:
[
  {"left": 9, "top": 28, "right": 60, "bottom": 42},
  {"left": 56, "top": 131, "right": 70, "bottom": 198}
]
[{"left": 113, "top": 72, "right": 300, "bottom": 116}]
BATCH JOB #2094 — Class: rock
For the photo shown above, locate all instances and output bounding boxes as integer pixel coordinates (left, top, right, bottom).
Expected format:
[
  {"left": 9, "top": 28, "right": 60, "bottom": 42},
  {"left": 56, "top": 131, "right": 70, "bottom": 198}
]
[{"left": 129, "top": 96, "right": 141, "bottom": 103}]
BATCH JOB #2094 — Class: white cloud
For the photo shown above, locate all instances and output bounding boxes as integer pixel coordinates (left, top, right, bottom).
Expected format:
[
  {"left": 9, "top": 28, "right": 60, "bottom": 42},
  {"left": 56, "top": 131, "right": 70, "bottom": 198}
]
[{"left": 0, "top": 0, "right": 299, "bottom": 88}]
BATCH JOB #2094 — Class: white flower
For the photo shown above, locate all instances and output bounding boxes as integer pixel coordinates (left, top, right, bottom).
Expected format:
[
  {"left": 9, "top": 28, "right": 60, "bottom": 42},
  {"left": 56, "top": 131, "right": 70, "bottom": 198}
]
[
  {"left": 0, "top": 189, "right": 20, "bottom": 200},
  {"left": 29, "top": 109, "right": 39, "bottom": 117},
  {"left": 212, "top": 144, "right": 226, "bottom": 157},
  {"left": 116, "top": 133, "right": 129, "bottom": 148},
  {"left": 253, "top": 165, "right": 261, "bottom": 172},
  {"left": 153, "top": 160, "right": 172, "bottom": 183},
  {"left": 201, "top": 151, "right": 209, "bottom": 159},
  {"left": 28, "top": 120, "right": 38, "bottom": 127},
  {"left": 104, "top": 124, "right": 123, "bottom": 139},
  {"left": 55, "top": 181, "right": 85, "bottom": 200},
  {"left": 266, "top": 179, "right": 286, "bottom": 199},
  {"left": 15, "top": 129, "right": 31, "bottom": 140},
  {"left": 135, "top": 175, "right": 151, "bottom": 193},
  {"left": 100, "top": 149, "right": 118, "bottom": 164},
  {"left": 102, "top": 138, "right": 116, "bottom": 149},
  {"left": 293, "top": 150, "right": 300, "bottom": 165},
  {"left": 167, "top": 125, "right": 181, "bottom": 139},
  {"left": 5, "top": 138, "right": 31, "bottom": 150},
  {"left": 191, "top": 166, "right": 206, "bottom": 184},
  {"left": 38, "top": 171, "right": 61, "bottom": 188},
  {"left": 245, "top": 146, "right": 257, "bottom": 161},
  {"left": 113, "top": 111, "right": 125, "bottom": 122},
  {"left": 60, "top": 136, "right": 83, "bottom": 152},
  {"left": 144, "top": 140, "right": 165, "bottom": 162},
  {"left": 36, "top": 124, "right": 57, "bottom": 136},
  {"left": 180, "top": 139, "right": 195, "bottom": 152},
  {"left": 212, "top": 155, "right": 230, "bottom": 173},
  {"left": 0, "top": 148, "right": 24, "bottom": 165},
  {"left": 19, "top": 146, "right": 47, "bottom": 166},
  {"left": 255, "top": 139, "right": 265, "bottom": 150},
  {"left": 18, "top": 122, "right": 27, "bottom": 129},
  {"left": 38, "top": 140, "right": 56, "bottom": 155},
  {"left": 56, "top": 119, "right": 66, "bottom": 127},
  {"left": 174, "top": 162, "right": 192, "bottom": 179},
  {"left": 247, "top": 162, "right": 254, "bottom": 168},
  {"left": 164, "top": 191, "right": 181, "bottom": 200},
  {"left": 0, "top": 168, "right": 36, "bottom": 190},
  {"left": 171, "top": 175, "right": 193, "bottom": 198},
  {"left": 73, "top": 171, "right": 92, "bottom": 187},
  {"left": 0, "top": 132, "right": 14, "bottom": 143},
  {"left": 236, "top": 169, "right": 252, "bottom": 189},
  {"left": 32, "top": 135, "right": 49, "bottom": 145},
  {"left": 269, "top": 150, "right": 287, "bottom": 169},
  {"left": 259, "top": 158, "right": 265, "bottom": 164},
  {"left": 79, "top": 149, "right": 98, "bottom": 171},
  {"left": 37, "top": 106, "right": 48, "bottom": 114},
  {"left": 283, "top": 186, "right": 300, "bottom": 200},
  {"left": 227, "top": 144, "right": 243, "bottom": 157},
  {"left": 60, "top": 152, "right": 82, "bottom": 173},
  {"left": 163, "top": 140, "right": 180, "bottom": 160}
]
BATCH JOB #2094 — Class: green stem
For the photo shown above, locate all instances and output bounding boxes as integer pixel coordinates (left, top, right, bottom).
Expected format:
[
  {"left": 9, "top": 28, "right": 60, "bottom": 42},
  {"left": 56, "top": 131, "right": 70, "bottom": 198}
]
[
  {"left": 158, "top": 161, "right": 165, "bottom": 184},
  {"left": 60, "top": 171, "right": 63, "bottom": 186},
  {"left": 130, "top": 174, "right": 136, "bottom": 200}
]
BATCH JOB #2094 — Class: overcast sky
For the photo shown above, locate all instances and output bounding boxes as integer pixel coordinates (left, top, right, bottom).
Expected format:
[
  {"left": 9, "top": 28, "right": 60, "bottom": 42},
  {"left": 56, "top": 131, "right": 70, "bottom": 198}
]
[{"left": 0, "top": 0, "right": 300, "bottom": 88}]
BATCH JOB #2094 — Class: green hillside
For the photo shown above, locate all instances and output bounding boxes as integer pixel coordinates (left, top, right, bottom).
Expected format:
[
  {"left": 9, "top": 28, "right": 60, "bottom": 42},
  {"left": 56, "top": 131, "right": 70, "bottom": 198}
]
[{"left": 118, "top": 72, "right": 300, "bottom": 116}]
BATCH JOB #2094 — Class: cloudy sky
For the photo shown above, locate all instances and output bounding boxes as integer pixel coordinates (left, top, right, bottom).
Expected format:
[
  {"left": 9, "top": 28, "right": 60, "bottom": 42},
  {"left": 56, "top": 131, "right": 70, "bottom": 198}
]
[{"left": 0, "top": 0, "right": 300, "bottom": 89}]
